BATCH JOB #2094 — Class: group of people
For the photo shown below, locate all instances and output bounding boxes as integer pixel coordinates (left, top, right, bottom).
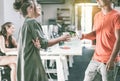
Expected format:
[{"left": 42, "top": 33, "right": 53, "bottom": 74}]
[
  {"left": 0, "top": 0, "right": 120, "bottom": 81},
  {"left": 0, "top": 1, "right": 70, "bottom": 81}
]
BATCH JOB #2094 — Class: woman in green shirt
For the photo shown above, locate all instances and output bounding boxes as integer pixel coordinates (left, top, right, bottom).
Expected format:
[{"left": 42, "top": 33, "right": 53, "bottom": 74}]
[{"left": 13, "top": 0, "right": 70, "bottom": 81}]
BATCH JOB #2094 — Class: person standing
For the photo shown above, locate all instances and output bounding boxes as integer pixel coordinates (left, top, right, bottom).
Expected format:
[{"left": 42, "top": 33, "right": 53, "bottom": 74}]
[
  {"left": 81, "top": 0, "right": 120, "bottom": 81},
  {"left": 13, "top": 0, "right": 70, "bottom": 81}
]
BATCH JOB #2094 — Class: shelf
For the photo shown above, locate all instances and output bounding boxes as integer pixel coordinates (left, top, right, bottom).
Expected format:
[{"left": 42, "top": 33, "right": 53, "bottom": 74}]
[{"left": 56, "top": 8, "right": 71, "bottom": 25}]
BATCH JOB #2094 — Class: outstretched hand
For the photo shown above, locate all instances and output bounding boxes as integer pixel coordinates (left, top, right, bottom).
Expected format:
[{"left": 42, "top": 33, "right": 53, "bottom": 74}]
[
  {"left": 80, "top": 34, "right": 84, "bottom": 40},
  {"left": 61, "top": 33, "right": 71, "bottom": 41},
  {"left": 32, "top": 37, "right": 41, "bottom": 49}
]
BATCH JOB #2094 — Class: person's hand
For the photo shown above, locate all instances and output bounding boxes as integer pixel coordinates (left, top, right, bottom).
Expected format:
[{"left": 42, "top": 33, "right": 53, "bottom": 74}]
[
  {"left": 32, "top": 37, "right": 41, "bottom": 49},
  {"left": 106, "top": 59, "right": 114, "bottom": 71},
  {"left": 80, "top": 34, "right": 84, "bottom": 40},
  {"left": 60, "top": 34, "right": 71, "bottom": 41}
]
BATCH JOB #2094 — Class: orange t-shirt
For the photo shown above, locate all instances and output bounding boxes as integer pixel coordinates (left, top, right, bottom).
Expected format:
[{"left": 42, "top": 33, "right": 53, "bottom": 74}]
[{"left": 92, "top": 9, "right": 120, "bottom": 63}]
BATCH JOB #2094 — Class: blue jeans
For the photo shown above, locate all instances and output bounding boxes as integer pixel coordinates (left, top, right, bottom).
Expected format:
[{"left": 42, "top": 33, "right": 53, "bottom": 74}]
[{"left": 83, "top": 60, "right": 114, "bottom": 81}]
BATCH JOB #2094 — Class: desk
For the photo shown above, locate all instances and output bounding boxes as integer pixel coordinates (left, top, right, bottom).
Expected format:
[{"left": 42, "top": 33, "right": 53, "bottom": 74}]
[
  {"left": 5, "top": 51, "right": 17, "bottom": 56},
  {"left": 41, "top": 56, "right": 65, "bottom": 81},
  {"left": 6, "top": 37, "right": 82, "bottom": 81},
  {"left": 40, "top": 37, "right": 82, "bottom": 67},
  {"left": 40, "top": 37, "right": 82, "bottom": 81},
  {"left": 42, "top": 37, "right": 82, "bottom": 55},
  {"left": 6, "top": 51, "right": 66, "bottom": 81}
]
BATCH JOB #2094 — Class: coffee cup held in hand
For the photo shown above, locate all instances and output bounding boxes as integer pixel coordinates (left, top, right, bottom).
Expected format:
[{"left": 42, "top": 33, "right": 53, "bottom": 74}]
[
  {"left": 76, "top": 30, "right": 82, "bottom": 38},
  {"left": 63, "top": 32, "right": 70, "bottom": 35},
  {"left": 62, "top": 32, "right": 71, "bottom": 41}
]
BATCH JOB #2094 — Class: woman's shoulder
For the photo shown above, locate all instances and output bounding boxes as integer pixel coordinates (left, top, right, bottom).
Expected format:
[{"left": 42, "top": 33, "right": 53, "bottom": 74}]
[
  {"left": 0, "top": 35, "right": 5, "bottom": 47},
  {"left": 25, "top": 18, "right": 38, "bottom": 24},
  {"left": 25, "top": 18, "right": 41, "bottom": 28},
  {"left": 0, "top": 35, "right": 4, "bottom": 39}
]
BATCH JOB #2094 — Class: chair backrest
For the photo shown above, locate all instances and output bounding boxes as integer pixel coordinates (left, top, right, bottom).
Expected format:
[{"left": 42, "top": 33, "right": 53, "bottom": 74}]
[
  {"left": 48, "top": 25, "right": 59, "bottom": 39},
  {"left": 41, "top": 25, "right": 49, "bottom": 39}
]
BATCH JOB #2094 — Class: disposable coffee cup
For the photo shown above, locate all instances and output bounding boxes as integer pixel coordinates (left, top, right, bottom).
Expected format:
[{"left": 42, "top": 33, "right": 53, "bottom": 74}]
[
  {"left": 63, "top": 32, "right": 70, "bottom": 35},
  {"left": 76, "top": 30, "right": 82, "bottom": 38},
  {"left": 62, "top": 32, "right": 71, "bottom": 42}
]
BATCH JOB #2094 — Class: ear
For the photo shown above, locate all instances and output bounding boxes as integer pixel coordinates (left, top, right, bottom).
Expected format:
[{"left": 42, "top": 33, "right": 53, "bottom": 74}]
[{"left": 27, "top": 6, "right": 33, "bottom": 13}]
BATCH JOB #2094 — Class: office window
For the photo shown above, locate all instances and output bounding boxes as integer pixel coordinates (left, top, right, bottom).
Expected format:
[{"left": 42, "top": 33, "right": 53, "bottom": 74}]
[{"left": 75, "top": 3, "right": 101, "bottom": 46}]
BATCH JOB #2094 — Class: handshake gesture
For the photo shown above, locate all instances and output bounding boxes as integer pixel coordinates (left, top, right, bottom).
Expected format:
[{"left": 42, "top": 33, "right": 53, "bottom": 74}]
[{"left": 32, "top": 33, "right": 71, "bottom": 49}]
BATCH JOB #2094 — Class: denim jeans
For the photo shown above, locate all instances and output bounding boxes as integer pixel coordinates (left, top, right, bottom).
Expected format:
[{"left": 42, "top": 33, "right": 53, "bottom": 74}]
[{"left": 83, "top": 60, "right": 114, "bottom": 81}]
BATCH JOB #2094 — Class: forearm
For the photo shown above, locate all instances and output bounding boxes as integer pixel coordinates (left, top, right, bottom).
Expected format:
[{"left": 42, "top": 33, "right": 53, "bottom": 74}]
[
  {"left": 48, "top": 37, "right": 62, "bottom": 47},
  {"left": 4, "top": 48, "right": 17, "bottom": 52},
  {"left": 109, "top": 39, "right": 120, "bottom": 61},
  {"left": 48, "top": 34, "right": 70, "bottom": 47},
  {"left": 83, "top": 31, "right": 96, "bottom": 40},
  {"left": 110, "top": 29, "right": 120, "bottom": 61}
]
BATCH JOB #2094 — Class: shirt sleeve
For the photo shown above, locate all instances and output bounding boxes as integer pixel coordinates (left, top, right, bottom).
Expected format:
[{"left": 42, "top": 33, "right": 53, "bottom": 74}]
[
  {"left": 114, "top": 13, "right": 120, "bottom": 29},
  {"left": 28, "top": 19, "right": 48, "bottom": 49}
]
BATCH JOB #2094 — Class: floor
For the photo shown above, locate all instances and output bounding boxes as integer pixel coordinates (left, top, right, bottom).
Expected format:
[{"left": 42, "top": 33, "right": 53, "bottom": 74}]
[
  {"left": 1, "top": 47, "right": 119, "bottom": 81},
  {"left": 68, "top": 47, "right": 94, "bottom": 81},
  {"left": 68, "top": 47, "right": 120, "bottom": 81},
  {"left": 47, "top": 47, "right": 94, "bottom": 81}
]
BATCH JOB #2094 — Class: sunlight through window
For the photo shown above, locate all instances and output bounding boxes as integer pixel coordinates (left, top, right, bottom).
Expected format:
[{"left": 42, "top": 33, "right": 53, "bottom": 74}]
[{"left": 75, "top": 3, "right": 100, "bottom": 47}]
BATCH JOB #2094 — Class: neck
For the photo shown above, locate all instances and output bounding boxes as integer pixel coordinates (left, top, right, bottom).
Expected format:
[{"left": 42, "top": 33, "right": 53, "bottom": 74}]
[
  {"left": 101, "top": 5, "right": 112, "bottom": 15},
  {"left": 26, "top": 13, "right": 35, "bottom": 18}
]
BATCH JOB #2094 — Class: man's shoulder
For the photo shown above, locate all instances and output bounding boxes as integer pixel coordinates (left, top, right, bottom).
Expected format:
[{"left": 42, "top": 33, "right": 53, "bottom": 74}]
[
  {"left": 110, "top": 9, "right": 120, "bottom": 18},
  {"left": 94, "top": 11, "right": 102, "bottom": 19},
  {"left": 95, "top": 11, "right": 102, "bottom": 15}
]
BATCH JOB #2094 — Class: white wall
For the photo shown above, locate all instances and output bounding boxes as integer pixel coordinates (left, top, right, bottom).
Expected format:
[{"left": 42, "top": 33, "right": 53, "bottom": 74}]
[
  {"left": 0, "top": 0, "right": 74, "bottom": 39},
  {"left": 0, "top": 0, "right": 4, "bottom": 27},
  {"left": 115, "top": 7, "right": 120, "bottom": 11},
  {"left": 0, "top": 0, "right": 24, "bottom": 40},
  {"left": 41, "top": 0, "right": 74, "bottom": 25},
  {"left": 0, "top": 0, "right": 120, "bottom": 40}
]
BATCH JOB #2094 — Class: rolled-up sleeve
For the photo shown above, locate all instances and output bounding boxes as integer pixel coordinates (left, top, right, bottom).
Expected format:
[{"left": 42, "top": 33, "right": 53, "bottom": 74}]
[{"left": 28, "top": 19, "right": 48, "bottom": 49}]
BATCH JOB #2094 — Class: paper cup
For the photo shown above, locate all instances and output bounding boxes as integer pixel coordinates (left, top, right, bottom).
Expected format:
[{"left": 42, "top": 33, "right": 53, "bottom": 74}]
[
  {"left": 63, "top": 32, "right": 70, "bottom": 35},
  {"left": 76, "top": 30, "right": 82, "bottom": 38}
]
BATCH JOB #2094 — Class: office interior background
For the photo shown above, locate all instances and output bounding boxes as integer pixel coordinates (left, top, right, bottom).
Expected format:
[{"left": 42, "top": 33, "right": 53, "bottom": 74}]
[{"left": 0, "top": 0, "right": 120, "bottom": 81}]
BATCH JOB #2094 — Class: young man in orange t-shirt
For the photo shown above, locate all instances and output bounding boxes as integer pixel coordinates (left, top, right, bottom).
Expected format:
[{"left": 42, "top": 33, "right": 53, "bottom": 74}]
[{"left": 81, "top": 0, "right": 120, "bottom": 81}]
